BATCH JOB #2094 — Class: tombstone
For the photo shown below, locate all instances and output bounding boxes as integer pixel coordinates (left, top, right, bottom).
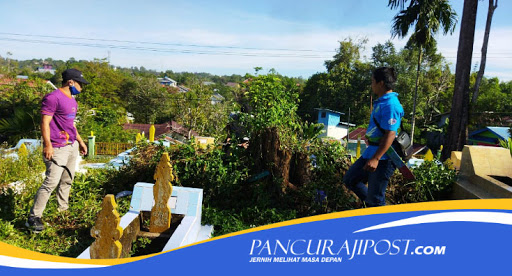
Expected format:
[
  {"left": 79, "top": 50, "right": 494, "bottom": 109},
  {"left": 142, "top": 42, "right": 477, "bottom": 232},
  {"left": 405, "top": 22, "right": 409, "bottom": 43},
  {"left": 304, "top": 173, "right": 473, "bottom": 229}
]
[
  {"left": 149, "top": 125, "right": 155, "bottom": 143},
  {"left": 78, "top": 153, "right": 213, "bottom": 259},
  {"left": 150, "top": 152, "right": 173, "bottom": 233},
  {"left": 450, "top": 151, "right": 462, "bottom": 170},
  {"left": 452, "top": 145, "right": 512, "bottom": 199},
  {"left": 130, "top": 184, "right": 212, "bottom": 251},
  {"left": 3, "top": 139, "right": 40, "bottom": 159},
  {"left": 90, "top": 195, "right": 123, "bottom": 259},
  {"left": 18, "top": 143, "right": 29, "bottom": 158},
  {"left": 194, "top": 136, "right": 215, "bottom": 149},
  {"left": 424, "top": 149, "right": 434, "bottom": 161}
]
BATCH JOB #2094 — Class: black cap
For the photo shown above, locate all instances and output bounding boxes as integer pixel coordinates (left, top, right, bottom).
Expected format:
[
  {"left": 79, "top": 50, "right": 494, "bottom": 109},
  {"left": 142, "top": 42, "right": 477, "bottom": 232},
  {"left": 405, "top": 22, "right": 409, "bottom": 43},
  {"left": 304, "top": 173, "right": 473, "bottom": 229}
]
[{"left": 62, "top": 68, "right": 90, "bottom": 84}]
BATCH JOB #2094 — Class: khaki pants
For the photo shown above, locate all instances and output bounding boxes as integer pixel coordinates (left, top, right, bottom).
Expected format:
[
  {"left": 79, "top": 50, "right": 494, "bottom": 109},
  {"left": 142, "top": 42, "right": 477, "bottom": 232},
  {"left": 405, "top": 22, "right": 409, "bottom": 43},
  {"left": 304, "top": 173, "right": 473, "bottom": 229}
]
[{"left": 30, "top": 141, "right": 79, "bottom": 218}]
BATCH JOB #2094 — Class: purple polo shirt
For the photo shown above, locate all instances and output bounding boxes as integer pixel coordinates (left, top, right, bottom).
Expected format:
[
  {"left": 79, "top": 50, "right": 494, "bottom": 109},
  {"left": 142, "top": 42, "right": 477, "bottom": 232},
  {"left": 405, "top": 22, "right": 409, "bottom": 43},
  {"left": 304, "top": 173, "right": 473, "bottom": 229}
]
[{"left": 41, "top": 89, "right": 78, "bottom": 148}]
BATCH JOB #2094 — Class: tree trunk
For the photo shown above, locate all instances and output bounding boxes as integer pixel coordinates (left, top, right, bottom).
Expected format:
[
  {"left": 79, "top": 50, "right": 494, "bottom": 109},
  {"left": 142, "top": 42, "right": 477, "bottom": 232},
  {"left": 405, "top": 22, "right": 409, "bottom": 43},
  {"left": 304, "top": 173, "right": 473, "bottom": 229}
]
[
  {"left": 262, "top": 128, "right": 293, "bottom": 194},
  {"left": 249, "top": 128, "right": 295, "bottom": 196},
  {"left": 442, "top": 0, "right": 478, "bottom": 160},
  {"left": 471, "top": 0, "right": 498, "bottom": 105},
  {"left": 289, "top": 152, "right": 311, "bottom": 187},
  {"left": 410, "top": 47, "right": 423, "bottom": 145}
]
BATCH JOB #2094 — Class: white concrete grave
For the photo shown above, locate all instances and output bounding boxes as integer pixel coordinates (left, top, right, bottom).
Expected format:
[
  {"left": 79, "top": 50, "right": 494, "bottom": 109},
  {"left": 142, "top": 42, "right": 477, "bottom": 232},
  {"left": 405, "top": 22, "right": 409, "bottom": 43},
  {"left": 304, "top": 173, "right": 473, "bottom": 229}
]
[
  {"left": 78, "top": 153, "right": 212, "bottom": 259},
  {"left": 78, "top": 184, "right": 213, "bottom": 259}
]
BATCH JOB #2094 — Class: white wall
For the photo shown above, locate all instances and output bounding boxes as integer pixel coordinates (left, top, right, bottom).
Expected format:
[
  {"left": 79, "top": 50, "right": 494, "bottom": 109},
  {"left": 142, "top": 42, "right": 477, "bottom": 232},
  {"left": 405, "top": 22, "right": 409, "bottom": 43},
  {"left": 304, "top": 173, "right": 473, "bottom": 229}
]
[{"left": 326, "top": 126, "right": 349, "bottom": 140}]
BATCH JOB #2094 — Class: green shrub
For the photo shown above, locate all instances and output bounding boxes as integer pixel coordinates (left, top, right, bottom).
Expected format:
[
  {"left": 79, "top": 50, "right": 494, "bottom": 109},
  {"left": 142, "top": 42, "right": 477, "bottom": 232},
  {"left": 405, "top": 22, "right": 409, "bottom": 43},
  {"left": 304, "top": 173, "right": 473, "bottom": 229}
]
[
  {"left": 203, "top": 206, "right": 297, "bottom": 236},
  {"left": 0, "top": 166, "right": 132, "bottom": 257},
  {"left": 0, "top": 146, "right": 45, "bottom": 189},
  {"left": 499, "top": 138, "right": 512, "bottom": 156},
  {"left": 113, "top": 140, "right": 359, "bottom": 236},
  {"left": 387, "top": 161, "right": 457, "bottom": 204},
  {"left": 0, "top": 139, "right": 459, "bottom": 257},
  {"left": 304, "top": 141, "right": 359, "bottom": 214}
]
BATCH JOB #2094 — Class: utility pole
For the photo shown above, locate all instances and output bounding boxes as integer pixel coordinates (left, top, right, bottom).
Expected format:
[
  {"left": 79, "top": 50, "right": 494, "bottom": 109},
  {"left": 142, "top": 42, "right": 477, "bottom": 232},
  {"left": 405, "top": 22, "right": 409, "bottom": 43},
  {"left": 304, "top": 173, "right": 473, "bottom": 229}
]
[
  {"left": 346, "top": 107, "right": 351, "bottom": 148},
  {"left": 7, "top": 51, "right": 12, "bottom": 73}
]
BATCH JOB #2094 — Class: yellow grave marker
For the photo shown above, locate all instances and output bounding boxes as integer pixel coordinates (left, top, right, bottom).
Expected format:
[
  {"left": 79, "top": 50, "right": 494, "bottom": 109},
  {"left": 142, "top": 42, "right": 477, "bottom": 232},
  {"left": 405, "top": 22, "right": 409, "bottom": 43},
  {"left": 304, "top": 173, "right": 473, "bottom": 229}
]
[
  {"left": 424, "top": 149, "right": 434, "bottom": 161},
  {"left": 90, "top": 195, "right": 123, "bottom": 259},
  {"left": 150, "top": 152, "right": 174, "bottom": 233},
  {"left": 18, "top": 143, "right": 28, "bottom": 158},
  {"left": 356, "top": 135, "right": 361, "bottom": 159},
  {"left": 136, "top": 133, "right": 141, "bottom": 143},
  {"left": 149, "top": 125, "right": 155, "bottom": 143}
]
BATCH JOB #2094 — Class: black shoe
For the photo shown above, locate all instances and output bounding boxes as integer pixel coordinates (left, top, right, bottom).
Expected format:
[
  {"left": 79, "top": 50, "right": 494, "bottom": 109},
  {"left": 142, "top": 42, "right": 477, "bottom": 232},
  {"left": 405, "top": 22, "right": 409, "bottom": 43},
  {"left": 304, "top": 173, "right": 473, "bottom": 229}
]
[{"left": 26, "top": 217, "right": 44, "bottom": 232}]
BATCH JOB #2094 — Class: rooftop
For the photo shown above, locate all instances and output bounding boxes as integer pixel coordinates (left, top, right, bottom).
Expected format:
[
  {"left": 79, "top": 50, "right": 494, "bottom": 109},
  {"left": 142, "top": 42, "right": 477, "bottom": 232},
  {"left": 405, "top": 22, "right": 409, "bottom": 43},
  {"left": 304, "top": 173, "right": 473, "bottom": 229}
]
[
  {"left": 314, "top": 108, "right": 345, "bottom": 115},
  {"left": 123, "top": 121, "right": 198, "bottom": 138},
  {"left": 470, "top": 126, "right": 511, "bottom": 140}
]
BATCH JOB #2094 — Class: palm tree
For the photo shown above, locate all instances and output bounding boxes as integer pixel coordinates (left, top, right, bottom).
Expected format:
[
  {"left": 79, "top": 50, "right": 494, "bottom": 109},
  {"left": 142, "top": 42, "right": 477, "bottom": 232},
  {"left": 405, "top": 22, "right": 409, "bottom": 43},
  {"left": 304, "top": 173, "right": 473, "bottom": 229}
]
[
  {"left": 442, "top": 0, "right": 479, "bottom": 160},
  {"left": 0, "top": 107, "right": 41, "bottom": 145},
  {"left": 471, "top": 0, "right": 498, "bottom": 105},
  {"left": 389, "top": 0, "right": 457, "bottom": 144}
]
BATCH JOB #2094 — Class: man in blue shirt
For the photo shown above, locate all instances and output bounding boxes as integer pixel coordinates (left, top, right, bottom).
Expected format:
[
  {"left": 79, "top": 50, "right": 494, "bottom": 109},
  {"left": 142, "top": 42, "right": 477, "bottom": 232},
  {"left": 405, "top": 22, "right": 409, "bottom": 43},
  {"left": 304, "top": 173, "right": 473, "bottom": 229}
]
[{"left": 343, "top": 67, "right": 404, "bottom": 207}]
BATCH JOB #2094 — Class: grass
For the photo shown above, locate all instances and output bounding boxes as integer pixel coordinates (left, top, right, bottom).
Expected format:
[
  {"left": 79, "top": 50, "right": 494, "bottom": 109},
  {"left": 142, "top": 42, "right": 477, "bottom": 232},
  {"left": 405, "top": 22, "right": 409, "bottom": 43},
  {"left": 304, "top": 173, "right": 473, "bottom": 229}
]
[
  {"left": 0, "top": 149, "right": 132, "bottom": 257},
  {"left": 82, "top": 155, "right": 116, "bottom": 164},
  {"left": 0, "top": 144, "right": 457, "bottom": 256}
]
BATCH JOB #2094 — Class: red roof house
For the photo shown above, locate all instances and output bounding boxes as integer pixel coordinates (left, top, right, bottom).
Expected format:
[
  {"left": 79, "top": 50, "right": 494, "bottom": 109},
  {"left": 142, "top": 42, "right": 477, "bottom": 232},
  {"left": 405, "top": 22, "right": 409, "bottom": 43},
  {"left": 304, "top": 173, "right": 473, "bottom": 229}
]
[
  {"left": 347, "top": 128, "right": 368, "bottom": 143},
  {"left": 123, "top": 121, "right": 199, "bottom": 140}
]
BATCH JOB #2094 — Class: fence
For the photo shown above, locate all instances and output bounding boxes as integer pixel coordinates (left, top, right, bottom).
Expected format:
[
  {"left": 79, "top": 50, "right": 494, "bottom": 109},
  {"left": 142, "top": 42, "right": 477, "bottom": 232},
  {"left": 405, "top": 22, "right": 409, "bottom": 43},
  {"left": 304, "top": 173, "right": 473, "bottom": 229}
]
[{"left": 95, "top": 142, "right": 133, "bottom": 156}]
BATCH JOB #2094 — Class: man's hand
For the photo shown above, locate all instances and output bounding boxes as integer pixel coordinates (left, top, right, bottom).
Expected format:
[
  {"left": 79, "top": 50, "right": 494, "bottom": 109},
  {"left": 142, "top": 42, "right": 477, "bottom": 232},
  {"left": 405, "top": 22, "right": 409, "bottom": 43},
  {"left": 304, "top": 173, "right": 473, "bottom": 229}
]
[
  {"left": 79, "top": 141, "right": 88, "bottom": 156},
  {"left": 364, "top": 158, "right": 379, "bottom": 172},
  {"left": 43, "top": 145, "right": 54, "bottom": 160}
]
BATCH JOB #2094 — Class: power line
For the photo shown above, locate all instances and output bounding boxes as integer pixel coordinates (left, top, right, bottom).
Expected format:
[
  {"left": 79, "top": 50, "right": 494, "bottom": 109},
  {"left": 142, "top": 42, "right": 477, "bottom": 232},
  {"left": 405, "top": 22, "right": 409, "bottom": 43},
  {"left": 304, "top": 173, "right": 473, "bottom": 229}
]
[
  {"left": 2, "top": 33, "right": 511, "bottom": 62},
  {"left": 444, "top": 56, "right": 512, "bottom": 59},
  {"left": 1, "top": 34, "right": 511, "bottom": 60},
  {"left": 0, "top": 37, "right": 333, "bottom": 59},
  {"left": 0, "top": 32, "right": 335, "bottom": 54}
]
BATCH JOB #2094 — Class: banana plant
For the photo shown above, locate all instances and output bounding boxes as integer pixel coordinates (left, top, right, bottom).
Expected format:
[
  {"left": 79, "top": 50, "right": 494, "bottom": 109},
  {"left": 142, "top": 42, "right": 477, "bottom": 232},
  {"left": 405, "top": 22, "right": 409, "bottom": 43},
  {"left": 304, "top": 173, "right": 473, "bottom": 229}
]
[{"left": 499, "top": 138, "right": 512, "bottom": 156}]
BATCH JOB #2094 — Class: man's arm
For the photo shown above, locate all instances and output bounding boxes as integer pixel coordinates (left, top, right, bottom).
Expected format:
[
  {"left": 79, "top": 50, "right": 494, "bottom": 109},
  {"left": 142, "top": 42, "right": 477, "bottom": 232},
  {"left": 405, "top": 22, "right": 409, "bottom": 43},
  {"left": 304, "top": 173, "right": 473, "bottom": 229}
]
[
  {"left": 41, "top": 115, "right": 53, "bottom": 160},
  {"left": 364, "top": 130, "right": 395, "bottom": 172},
  {"left": 75, "top": 127, "right": 88, "bottom": 156}
]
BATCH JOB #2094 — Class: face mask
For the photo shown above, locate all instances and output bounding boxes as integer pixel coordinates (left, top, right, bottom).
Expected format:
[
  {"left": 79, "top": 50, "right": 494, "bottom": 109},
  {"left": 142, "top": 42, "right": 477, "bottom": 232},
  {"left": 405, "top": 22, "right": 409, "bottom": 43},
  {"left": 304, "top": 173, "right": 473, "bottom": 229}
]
[{"left": 70, "top": 85, "right": 81, "bottom": 95}]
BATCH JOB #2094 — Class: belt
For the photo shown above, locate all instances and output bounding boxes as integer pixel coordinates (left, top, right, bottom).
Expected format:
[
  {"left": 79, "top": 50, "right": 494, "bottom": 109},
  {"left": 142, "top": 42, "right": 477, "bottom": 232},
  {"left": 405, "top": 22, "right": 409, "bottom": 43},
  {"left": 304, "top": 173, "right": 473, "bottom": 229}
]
[{"left": 50, "top": 158, "right": 73, "bottom": 179}]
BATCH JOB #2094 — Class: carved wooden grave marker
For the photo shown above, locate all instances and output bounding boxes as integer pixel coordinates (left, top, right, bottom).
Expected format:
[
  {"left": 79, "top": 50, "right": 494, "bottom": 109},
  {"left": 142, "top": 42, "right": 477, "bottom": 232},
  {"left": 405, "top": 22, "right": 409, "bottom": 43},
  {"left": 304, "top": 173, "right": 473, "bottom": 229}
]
[
  {"left": 78, "top": 152, "right": 212, "bottom": 259},
  {"left": 90, "top": 194, "right": 123, "bottom": 259},
  {"left": 150, "top": 152, "right": 174, "bottom": 233}
]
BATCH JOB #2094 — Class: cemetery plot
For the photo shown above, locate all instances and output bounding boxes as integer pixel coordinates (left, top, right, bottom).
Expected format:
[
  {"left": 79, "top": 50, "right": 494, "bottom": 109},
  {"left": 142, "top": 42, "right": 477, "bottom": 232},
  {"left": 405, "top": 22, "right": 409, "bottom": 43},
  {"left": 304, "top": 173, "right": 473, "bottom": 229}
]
[{"left": 78, "top": 153, "right": 212, "bottom": 259}]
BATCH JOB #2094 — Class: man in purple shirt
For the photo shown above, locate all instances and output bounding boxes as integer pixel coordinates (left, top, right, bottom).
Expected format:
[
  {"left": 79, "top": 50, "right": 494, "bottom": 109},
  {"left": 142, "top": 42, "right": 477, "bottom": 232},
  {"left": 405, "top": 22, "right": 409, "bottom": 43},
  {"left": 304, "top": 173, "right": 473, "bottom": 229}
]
[{"left": 26, "top": 69, "right": 89, "bottom": 232}]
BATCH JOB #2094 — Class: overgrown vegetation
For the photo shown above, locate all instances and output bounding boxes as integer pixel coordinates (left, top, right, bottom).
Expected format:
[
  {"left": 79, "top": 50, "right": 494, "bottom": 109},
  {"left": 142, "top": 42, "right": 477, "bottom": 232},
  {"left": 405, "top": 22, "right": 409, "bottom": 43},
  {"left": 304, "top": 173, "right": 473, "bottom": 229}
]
[
  {"left": 0, "top": 35, "right": 479, "bottom": 255},
  {"left": 0, "top": 147, "right": 131, "bottom": 256},
  {"left": 0, "top": 69, "right": 459, "bottom": 256},
  {"left": 387, "top": 161, "right": 457, "bottom": 204}
]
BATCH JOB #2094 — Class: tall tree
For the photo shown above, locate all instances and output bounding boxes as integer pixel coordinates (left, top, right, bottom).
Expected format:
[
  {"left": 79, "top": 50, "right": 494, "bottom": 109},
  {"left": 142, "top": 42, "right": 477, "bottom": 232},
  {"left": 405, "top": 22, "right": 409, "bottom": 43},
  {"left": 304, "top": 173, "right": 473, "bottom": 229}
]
[
  {"left": 389, "top": 0, "right": 457, "bottom": 144},
  {"left": 442, "top": 0, "right": 479, "bottom": 160},
  {"left": 298, "top": 38, "right": 372, "bottom": 126},
  {"left": 471, "top": 0, "right": 498, "bottom": 105},
  {"left": 121, "top": 77, "right": 171, "bottom": 124}
]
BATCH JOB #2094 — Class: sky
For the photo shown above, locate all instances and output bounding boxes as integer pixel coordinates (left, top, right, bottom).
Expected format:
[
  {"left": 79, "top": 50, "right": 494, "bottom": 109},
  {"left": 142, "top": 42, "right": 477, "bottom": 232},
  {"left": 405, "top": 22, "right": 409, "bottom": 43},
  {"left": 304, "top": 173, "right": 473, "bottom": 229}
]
[{"left": 0, "top": 0, "right": 511, "bottom": 80}]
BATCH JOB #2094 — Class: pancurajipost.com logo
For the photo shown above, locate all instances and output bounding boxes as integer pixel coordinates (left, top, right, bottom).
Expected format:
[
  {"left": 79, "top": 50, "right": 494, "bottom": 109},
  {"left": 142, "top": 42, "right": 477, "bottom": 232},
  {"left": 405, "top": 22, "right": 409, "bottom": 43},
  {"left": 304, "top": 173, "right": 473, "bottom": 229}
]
[{"left": 249, "top": 239, "right": 446, "bottom": 263}]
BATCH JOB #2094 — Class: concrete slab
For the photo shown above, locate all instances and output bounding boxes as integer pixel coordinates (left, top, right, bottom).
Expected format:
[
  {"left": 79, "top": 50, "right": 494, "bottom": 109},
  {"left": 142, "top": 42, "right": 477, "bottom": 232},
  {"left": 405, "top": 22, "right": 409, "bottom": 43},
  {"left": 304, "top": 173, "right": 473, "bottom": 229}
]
[
  {"left": 450, "top": 151, "right": 462, "bottom": 170},
  {"left": 460, "top": 146, "right": 512, "bottom": 178},
  {"left": 129, "top": 183, "right": 212, "bottom": 251},
  {"left": 453, "top": 145, "right": 512, "bottom": 199}
]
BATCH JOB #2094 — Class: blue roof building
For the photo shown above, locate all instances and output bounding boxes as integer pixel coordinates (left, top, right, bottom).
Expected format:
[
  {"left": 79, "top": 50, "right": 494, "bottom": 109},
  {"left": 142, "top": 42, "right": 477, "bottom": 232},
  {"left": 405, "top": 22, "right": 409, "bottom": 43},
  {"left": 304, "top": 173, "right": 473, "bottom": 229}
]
[
  {"left": 468, "top": 126, "right": 511, "bottom": 146},
  {"left": 315, "top": 108, "right": 354, "bottom": 140},
  {"left": 157, "top": 77, "right": 177, "bottom": 87}
]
